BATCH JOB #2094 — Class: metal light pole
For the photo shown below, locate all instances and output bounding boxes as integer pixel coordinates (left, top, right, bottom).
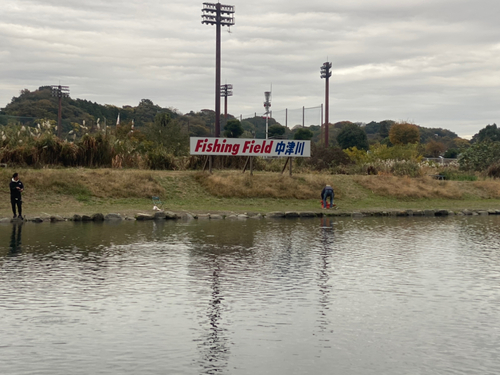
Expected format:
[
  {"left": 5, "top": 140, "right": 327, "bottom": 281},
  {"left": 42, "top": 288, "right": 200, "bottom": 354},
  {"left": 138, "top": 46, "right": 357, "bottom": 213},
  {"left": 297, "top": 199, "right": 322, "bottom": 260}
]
[
  {"left": 202, "top": 2, "right": 235, "bottom": 138},
  {"left": 51, "top": 85, "right": 70, "bottom": 138},
  {"left": 320, "top": 62, "right": 332, "bottom": 147},
  {"left": 220, "top": 84, "right": 233, "bottom": 119},
  {"left": 264, "top": 91, "right": 271, "bottom": 139}
]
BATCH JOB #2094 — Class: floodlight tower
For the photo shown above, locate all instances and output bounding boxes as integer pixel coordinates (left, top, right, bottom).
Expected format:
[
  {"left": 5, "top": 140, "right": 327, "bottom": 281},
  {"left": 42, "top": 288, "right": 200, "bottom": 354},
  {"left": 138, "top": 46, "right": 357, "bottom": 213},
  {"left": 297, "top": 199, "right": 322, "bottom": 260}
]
[
  {"left": 202, "top": 2, "right": 235, "bottom": 137},
  {"left": 51, "top": 85, "right": 70, "bottom": 138},
  {"left": 264, "top": 91, "right": 271, "bottom": 139},
  {"left": 320, "top": 62, "right": 332, "bottom": 147},
  {"left": 220, "top": 84, "right": 233, "bottom": 119}
]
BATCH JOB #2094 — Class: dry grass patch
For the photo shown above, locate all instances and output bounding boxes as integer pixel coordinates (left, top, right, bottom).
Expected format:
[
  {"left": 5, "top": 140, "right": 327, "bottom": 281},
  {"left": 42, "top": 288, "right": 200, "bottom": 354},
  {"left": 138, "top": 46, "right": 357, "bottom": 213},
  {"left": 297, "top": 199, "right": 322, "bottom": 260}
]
[
  {"left": 80, "top": 170, "right": 165, "bottom": 198},
  {"left": 194, "top": 171, "right": 340, "bottom": 199},
  {"left": 1, "top": 168, "right": 165, "bottom": 200},
  {"left": 473, "top": 180, "right": 500, "bottom": 198},
  {"left": 354, "top": 175, "right": 463, "bottom": 199}
]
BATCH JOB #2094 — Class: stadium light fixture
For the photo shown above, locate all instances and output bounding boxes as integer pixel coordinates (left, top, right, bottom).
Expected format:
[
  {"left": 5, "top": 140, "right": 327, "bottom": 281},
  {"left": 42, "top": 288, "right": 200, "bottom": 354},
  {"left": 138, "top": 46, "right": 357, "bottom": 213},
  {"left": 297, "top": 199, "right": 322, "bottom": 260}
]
[
  {"left": 220, "top": 84, "right": 233, "bottom": 119},
  {"left": 202, "top": 3, "right": 235, "bottom": 137},
  {"left": 320, "top": 62, "right": 332, "bottom": 147}
]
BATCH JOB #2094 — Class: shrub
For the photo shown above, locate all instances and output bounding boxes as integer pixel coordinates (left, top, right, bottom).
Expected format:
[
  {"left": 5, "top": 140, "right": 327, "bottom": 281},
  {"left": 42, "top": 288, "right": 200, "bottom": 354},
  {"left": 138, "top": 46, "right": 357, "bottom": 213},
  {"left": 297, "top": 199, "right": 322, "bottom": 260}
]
[
  {"left": 487, "top": 163, "right": 500, "bottom": 179},
  {"left": 366, "top": 165, "right": 378, "bottom": 175},
  {"left": 458, "top": 141, "right": 500, "bottom": 171},
  {"left": 344, "top": 146, "right": 369, "bottom": 164},
  {"left": 345, "top": 143, "right": 422, "bottom": 164},
  {"left": 60, "top": 141, "right": 79, "bottom": 167},
  {"left": 146, "top": 148, "right": 177, "bottom": 170},
  {"left": 371, "top": 143, "right": 422, "bottom": 161},
  {"left": 307, "top": 144, "right": 352, "bottom": 170},
  {"left": 0, "top": 146, "right": 35, "bottom": 166},
  {"left": 444, "top": 148, "right": 459, "bottom": 158},
  {"left": 79, "top": 133, "right": 112, "bottom": 167},
  {"left": 391, "top": 160, "right": 422, "bottom": 177}
]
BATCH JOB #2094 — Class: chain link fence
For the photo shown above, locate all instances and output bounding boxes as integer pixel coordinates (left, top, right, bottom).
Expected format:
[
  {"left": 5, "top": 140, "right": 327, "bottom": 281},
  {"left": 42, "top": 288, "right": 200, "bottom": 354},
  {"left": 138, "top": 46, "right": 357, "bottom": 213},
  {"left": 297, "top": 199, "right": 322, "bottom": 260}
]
[{"left": 238, "top": 105, "right": 322, "bottom": 128}]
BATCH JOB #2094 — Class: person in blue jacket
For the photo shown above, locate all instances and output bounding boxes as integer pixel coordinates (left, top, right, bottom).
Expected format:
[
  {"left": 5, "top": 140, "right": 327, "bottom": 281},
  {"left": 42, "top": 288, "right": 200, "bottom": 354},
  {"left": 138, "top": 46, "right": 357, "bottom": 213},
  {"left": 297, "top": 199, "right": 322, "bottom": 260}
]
[
  {"left": 10, "top": 173, "right": 24, "bottom": 220},
  {"left": 321, "top": 184, "right": 334, "bottom": 209}
]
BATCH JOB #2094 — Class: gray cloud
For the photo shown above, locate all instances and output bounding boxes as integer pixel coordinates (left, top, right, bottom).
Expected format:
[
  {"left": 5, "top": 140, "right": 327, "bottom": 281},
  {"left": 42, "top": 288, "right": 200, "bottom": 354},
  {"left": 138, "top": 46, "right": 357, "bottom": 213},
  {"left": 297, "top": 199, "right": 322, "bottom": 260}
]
[{"left": 1, "top": 0, "right": 499, "bottom": 137}]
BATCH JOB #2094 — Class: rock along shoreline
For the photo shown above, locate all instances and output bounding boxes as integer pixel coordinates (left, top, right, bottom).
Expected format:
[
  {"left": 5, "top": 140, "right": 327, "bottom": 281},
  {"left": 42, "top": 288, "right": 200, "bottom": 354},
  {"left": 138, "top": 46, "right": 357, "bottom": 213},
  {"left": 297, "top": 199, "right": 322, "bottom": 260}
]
[{"left": 2, "top": 208, "right": 500, "bottom": 224}]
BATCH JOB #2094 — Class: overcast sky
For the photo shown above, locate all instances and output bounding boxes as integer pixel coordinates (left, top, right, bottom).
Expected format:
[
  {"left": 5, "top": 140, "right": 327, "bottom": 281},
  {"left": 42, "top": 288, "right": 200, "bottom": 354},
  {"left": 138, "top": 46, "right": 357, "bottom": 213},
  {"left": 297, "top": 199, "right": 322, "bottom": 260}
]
[{"left": 1, "top": 0, "right": 499, "bottom": 138}]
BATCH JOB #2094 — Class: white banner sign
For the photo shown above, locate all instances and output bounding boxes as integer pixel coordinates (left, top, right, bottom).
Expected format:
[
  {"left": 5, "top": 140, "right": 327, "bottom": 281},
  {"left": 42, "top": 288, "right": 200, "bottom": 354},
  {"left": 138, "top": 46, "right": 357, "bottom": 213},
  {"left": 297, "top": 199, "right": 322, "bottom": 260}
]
[{"left": 190, "top": 137, "right": 310, "bottom": 157}]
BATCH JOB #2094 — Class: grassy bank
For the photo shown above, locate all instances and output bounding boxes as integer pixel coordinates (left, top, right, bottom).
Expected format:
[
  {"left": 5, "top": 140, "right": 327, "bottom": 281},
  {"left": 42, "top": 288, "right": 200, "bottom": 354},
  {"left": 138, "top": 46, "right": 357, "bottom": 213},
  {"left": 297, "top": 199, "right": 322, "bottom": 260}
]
[{"left": 2, "top": 168, "right": 500, "bottom": 217}]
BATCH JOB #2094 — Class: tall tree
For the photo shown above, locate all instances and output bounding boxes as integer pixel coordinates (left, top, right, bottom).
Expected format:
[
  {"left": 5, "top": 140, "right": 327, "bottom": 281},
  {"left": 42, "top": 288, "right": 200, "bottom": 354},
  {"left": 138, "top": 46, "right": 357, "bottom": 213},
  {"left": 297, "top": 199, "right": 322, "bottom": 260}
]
[
  {"left": 223, "top": 119, "right": 244, "bottom": 138},
  {"left": 424, "top": 140, "right": 447, "bottom": 157},
  {"left": 336, "top": 123, "right": 369, "bottom": 150},
  {"left": 268, "top": 124, "right": 286, "bottom": 138},
  {"left": 293, "top": 128, "right": 314, "bottom": 140},
  {"left": 389, "top": 122, "right": 420, "bottom": 145},
  {"left": 379, "top": 121, "right": 391, "bottom": 138},
  {"left": 452, "top": 137, "right": 470, "bottom": 150}
]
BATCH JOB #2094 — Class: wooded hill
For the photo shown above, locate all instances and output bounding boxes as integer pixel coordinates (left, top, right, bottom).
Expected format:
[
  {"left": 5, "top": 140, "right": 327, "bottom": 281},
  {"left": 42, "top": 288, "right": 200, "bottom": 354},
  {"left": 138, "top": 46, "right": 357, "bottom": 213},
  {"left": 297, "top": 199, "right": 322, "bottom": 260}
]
[
  {"left": 1, "top": 86, "right": 460, "bottom": 148},
  {"left": 0, "top": 86, "right": 178, "bottom": 131}
]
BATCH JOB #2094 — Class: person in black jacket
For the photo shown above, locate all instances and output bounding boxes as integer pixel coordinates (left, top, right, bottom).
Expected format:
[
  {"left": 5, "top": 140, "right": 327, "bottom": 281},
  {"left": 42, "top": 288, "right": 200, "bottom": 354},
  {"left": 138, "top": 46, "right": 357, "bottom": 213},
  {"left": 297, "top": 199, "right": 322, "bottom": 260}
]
[
  {"left": 321, "top": 184, "right": 334, "bottom": 209},
  {"left": 10, "top": 173, "right": 24, "bottom": 220}
]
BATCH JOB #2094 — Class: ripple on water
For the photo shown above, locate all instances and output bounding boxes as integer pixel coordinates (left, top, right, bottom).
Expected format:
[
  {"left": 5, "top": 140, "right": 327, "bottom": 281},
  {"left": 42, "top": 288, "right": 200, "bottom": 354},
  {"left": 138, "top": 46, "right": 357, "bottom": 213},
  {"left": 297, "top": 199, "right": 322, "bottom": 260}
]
[{"left": 1, "top": 217, "right": 500, "bottom": 374}]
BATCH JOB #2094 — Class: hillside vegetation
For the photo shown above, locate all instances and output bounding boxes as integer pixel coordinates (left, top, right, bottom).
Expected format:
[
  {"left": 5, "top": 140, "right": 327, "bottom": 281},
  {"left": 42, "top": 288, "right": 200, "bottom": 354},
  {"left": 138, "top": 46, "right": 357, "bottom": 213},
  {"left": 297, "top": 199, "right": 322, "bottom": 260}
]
[
  {"left": 2, "top": 87, "right": 500, "bottom": 198},
  {"left": 1, "top": 86, "right": 465, "bottom": 149}
]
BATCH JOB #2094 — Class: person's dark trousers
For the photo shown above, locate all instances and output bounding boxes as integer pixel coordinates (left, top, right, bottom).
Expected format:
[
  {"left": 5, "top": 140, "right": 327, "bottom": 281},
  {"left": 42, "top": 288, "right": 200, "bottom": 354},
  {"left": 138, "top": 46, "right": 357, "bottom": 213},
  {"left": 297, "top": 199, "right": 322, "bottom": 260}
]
[
  {"left": 11, "top": 198, "right": 22, "bottom": 217},
  {"left": 323, "top": 192, "right": 334, "bottom": 208}
]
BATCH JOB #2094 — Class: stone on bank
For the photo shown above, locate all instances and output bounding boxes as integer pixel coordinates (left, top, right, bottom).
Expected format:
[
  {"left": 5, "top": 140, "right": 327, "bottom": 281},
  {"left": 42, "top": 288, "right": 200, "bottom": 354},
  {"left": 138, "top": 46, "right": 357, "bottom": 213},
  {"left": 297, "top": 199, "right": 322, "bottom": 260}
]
[
  {"left": 136, "top": 213, "right": 154, "bottom": 221},
  {"left": 105, "top": 213, "right": 123, "bottom": 221}
]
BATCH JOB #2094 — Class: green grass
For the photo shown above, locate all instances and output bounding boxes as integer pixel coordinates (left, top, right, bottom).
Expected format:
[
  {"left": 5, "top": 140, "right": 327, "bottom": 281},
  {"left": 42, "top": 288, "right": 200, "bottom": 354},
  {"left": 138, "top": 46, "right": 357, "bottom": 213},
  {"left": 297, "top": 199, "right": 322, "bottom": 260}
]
[{"left": 440, "top": 171, "right": 478, "bottom": 181}]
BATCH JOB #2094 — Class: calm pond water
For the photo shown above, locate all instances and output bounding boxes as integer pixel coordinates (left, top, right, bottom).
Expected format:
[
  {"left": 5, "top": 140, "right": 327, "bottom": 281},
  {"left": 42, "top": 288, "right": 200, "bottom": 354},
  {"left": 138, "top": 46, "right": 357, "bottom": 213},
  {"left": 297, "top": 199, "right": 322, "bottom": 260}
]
[{"left": 1, "top": 216, "right": 500, "bottom": 375}]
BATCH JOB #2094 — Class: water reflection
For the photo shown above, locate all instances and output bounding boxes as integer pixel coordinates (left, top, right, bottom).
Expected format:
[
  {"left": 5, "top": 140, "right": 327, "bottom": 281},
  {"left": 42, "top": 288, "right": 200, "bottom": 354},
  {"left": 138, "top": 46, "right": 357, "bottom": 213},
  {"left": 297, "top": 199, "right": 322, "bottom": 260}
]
[
  {"left": 319, "top": 216, "right": 334, "bottom": 230},
  {"left": 1, "top": 217, "right": 500, "bottom": 375},
  {"left": 197, "top": 258, "right": 229, "bottom": 374},
  {"left": 317, "top": 217, "right": 334, "bottom": 333},
  {"left": 9, "top": 222, "right": 23, "bottom": 256}
]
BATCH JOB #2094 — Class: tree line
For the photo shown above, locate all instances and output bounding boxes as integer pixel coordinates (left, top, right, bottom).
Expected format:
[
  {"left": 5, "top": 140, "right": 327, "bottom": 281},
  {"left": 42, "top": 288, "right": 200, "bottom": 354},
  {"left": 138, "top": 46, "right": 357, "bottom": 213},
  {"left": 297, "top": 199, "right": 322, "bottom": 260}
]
[{"left": 2, "top": 86, "right": 499, "bottom": 176}]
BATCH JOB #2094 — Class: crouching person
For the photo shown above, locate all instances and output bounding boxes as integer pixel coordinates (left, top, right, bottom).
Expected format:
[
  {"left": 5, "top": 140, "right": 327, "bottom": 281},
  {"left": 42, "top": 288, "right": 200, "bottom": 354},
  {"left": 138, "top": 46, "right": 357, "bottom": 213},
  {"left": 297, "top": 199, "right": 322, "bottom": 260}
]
[{"left": 321, "top": 184, "right": 334, "bottom": 209}]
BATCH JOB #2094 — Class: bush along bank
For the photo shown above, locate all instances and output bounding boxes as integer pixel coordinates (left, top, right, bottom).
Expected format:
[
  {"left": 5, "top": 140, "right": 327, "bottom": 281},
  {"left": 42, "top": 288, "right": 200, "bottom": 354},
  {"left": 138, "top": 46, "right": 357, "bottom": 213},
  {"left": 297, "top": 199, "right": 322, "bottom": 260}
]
[{"left": 3, "top": 208, "right": 500, "bottom": 224}]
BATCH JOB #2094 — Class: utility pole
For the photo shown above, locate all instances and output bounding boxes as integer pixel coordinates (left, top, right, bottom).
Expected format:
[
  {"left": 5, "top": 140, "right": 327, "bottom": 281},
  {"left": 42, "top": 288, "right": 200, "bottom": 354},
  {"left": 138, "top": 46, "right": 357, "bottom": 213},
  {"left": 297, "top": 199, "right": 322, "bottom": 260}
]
[
  {"left": 220, "top": 84, "right": 233, "bottom": 119},
  {"left": 202, "top": 2, "right": 235, "bottom": 137},
  {"left": 320, "top": 62, "right": 332, "bottom": 147},
  {"left": 51, "top": 85, "right": 69, "bottom": 138}
]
